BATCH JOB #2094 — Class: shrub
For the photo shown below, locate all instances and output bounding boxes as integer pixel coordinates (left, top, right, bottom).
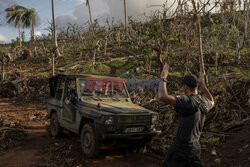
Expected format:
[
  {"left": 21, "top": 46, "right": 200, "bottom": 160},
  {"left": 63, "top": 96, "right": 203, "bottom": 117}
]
[
  {"left": 94, "top": 64, "right": 111, "bottom": 75},
  {"left": 206, "top": 137, "right": 220, "bottom": 145},
  {"left": 108, "top": 58, "right": 125, "bottom": 68}
]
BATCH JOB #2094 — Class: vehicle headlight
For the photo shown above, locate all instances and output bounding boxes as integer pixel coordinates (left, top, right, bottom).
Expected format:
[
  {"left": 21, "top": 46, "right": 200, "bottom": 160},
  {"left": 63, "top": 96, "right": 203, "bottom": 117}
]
[
  {"left": 151, "top": 114, "right": 158, "bottom": 124},
  {"left": 105, "top": 116, "right": 114, "bottom": 125},
  {"left": 151, "top": 114, "right": 158, "bottom": 130}
]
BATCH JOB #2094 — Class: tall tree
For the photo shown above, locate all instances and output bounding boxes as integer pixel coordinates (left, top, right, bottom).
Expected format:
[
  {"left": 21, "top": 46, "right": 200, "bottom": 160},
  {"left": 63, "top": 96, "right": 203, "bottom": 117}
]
[
  {"left": 21, "top": 8, "right": 36, "bottom": 41},
  {"left": 1, "top": 53, "right": 4, "bottom": 81},
  {"left": 86, "top": 0, "right": 93, "bottom": 27},
  {"left": 235, "top": 0, "right": 249, "bottom": 63},
  {"left": 5, "top": 5, "right": 26, "bottom": 48},
  {"left": 123, "top": 0, "right": 128, "bottom": 33},
  {"left": 51, "top": 0, "right": 61, "bottom": 76},
  {"left": 191, "top": 0, "right": 205, "bottom": 75}
]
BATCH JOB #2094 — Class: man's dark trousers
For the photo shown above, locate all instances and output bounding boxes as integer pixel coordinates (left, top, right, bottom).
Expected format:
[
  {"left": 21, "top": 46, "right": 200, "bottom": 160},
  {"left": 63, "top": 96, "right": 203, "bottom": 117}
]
[{"left": 162, "top": 141, "right": 202, "bottom": 167}]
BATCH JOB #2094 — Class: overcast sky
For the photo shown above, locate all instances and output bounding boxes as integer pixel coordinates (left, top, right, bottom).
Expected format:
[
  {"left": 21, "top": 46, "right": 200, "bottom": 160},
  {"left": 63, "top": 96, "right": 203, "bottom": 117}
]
[
  {"left": 56, "top": 0, "right": 169, "bottom": 29},
  {"left": 0, "top": 0, "right": 223, "bottom": 44},
  {"left": 0, "top": 0, "right": 172, "bottom": 43},
  {"left": 0, "top": 0, "right": 79, "bottom": 43}
]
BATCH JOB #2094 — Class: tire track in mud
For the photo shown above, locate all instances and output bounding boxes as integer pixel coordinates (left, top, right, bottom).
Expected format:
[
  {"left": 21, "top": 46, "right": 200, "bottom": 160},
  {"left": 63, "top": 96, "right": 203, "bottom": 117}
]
[{"left": 0, "top": 98, "right": 161, "bottom": 167}]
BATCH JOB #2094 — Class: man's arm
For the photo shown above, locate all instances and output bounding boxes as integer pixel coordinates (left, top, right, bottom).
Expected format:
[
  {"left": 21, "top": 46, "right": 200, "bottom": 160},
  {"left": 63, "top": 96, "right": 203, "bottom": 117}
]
[
  {"left": 158, "top": 64, "right": 176, "bottom": 107},
  {"left": 198, "top": 72, "right": 215, "bottom": 108}
]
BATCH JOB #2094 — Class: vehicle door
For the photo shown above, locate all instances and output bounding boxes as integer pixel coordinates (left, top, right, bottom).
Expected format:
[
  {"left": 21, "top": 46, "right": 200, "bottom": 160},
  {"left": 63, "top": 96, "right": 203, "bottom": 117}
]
[
  {"left": 61, "top": 78, "right": 78, "bottom": 130},
  {"left": 54, "top": 76, "right": 65, "bottom": 113}
]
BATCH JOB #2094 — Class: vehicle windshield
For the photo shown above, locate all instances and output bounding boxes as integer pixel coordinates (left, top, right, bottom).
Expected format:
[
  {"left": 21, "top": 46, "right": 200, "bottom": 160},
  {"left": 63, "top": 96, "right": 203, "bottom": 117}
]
[{"left": 78, "top": 78, "right": 129, "bottom": 100}]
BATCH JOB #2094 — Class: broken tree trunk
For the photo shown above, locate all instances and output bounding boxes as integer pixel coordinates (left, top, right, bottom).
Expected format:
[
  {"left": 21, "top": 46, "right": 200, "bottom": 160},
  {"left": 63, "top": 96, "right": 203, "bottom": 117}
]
[
  {"left": 104, "top": 34, "right": 108, "bottom": 56},
  {"left": 215, "top": 53, "right": 218, "bottom": 76},
  {"left": 191, "top": 0, "right": 207, "bottom": 82},
  {"left": 197, "top": 20, "right": 206, "bottom": 75},
  {"left": 236, "top": 0, "right": 249, "bottom": 63},
  {"left": 52, "top": 52, "right": 55, "bottom": 76},
  {"left": 92, "top": 48, "right": 96, "bottom": 71},
  {"left": 1, "top": 54, "right": 4, "bottom": 81},
  {"left": 92, "top": 40, "right": 100, "bottom": 71},
  {"left": 51, "top": 0, "right": 61, "bottom": 58},
  {"left": 18, "top": 24, "right": 22, "bottom": 49},
  {"left": 123, "top": 0, "right": 128, "bottom": 34}
]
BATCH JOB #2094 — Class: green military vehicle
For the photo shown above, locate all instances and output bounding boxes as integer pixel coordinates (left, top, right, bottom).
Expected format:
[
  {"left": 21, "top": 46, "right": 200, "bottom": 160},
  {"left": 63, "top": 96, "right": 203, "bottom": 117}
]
[{"left": 47, "top": 74, "right": 159, "bottom": 157}]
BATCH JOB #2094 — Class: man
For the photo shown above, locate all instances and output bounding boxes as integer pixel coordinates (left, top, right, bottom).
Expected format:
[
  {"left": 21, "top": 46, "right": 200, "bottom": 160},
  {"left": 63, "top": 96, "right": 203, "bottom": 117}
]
[{"left": 158, "top": 63, "right": 215, "bottom": 167}]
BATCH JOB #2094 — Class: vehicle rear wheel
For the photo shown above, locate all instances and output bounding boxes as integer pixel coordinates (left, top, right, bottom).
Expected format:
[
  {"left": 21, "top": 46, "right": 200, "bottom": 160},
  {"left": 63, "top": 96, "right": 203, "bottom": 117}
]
[
  {"left": 81, "top": 123, "right": 100, "bottom": 158},
  {"left": 50, "top": 112, "right": 63, "bottom": 137}
]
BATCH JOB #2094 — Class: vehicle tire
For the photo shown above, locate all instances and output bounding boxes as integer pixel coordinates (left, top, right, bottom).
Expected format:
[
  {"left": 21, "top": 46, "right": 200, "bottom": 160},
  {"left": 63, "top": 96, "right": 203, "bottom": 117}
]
[
  {"left": 129, "top": 138, "right": 150, "bottom": 153},
  {"left": 50, "top": 112, "right": 63, "bottom": 137},
  {"left": 81, "top": 123, "right": 100, "bottom": 158}
]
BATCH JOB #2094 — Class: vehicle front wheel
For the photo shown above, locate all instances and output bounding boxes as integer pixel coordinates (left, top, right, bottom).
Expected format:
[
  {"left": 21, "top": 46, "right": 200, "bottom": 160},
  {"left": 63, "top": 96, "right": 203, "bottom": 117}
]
[
  {"left": 129, "top": 138, "right": 151, "bottom": 153},
  {"left": 50, "top": 112, "right": 63, "bottom": 137},
  {"left": 81, "top": 123, "right": 100, "bottom": 158}
]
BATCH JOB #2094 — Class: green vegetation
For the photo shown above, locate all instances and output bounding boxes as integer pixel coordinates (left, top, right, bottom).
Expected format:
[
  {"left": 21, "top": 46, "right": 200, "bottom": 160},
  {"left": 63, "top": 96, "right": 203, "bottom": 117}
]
[
  {"left": 0, "top": 2, "right": 249, "bottom": 82},
  {"left": 5, "top": 5, "right": 37, "bottom": 45},
  {"left": 108, "top": 59, "right": 126, "bottom": 68},
  {"left": 206, "top": 137, "right": 220, "bottom": 145},
  {"left": 34, "top": 72, "right": 50, "bottom": 77},
  {"left": 0, "top": 3, "right": 249, "bottom": 164},
  {"left": 93, "top": 64, "right": 111, "bottom": 75},
  {"left": 240, "top": 70, "right": 250, "bottom": 82}
]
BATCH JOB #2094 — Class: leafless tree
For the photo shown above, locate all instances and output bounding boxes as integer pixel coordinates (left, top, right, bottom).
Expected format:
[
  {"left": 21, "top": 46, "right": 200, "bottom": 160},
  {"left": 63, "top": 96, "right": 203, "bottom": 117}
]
[
  {"left": 1, "top": 53, "right": 4, "bottom": 81},
  {"left": 92, "top": 40, "right": 100, "bottom": 71},
  {"left": 86, "top": 0, "right": 93, "bottom": 28},
  {"left": 123, "top": 0, "right": 128, "bottom": 34},
  {"left": 236, "top": 0, "right": 249, "bottom": 63},
  {"left": 51, "top": 0, "right": 61, "bottom": 76},
  {"left": 191, "top": 0, "right": 205, "bottom": 75}
]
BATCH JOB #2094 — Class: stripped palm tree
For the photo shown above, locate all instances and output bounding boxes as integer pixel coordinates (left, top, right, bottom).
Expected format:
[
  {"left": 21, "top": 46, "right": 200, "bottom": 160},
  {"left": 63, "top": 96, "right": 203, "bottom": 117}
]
[
  {"left": 123, "top": 0, "right": 127, "bottom": 33},
  {"left": 86, "top": 0, "right": 93, "bottom": 27},
  {"left": 21, "top": 8, "right": 36, "bottom": 41},
  {"left": 5, "top": 5, "right": 26, "bottom": 47},
  {"left": 86, "top": 0, "right": 95, "bottom": 70}
]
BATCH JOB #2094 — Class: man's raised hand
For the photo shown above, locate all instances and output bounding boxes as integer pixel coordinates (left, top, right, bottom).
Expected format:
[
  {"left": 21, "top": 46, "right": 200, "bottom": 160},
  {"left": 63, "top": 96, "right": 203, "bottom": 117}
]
[{"left": 161, "top": 63, "right": 169, "bottom": 78}]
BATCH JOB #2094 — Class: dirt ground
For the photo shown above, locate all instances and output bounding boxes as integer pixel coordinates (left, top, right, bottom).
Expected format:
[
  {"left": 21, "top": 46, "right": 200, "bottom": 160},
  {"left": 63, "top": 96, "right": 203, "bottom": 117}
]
[
  {"left": 0, "top": 98, "right": 161, "bottom": 167},
  {"left": 0, "top": 98, "right": 249, "bottom": 167},
  {"left": 202, "top": 120, "right": 250, "bottom": 167}
]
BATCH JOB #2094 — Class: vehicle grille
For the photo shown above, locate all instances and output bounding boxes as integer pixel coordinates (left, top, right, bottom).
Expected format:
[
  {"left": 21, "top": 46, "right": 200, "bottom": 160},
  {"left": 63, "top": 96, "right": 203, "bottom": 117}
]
[{"left": 117, "top": 114, "right": 151, "bottom": 130}]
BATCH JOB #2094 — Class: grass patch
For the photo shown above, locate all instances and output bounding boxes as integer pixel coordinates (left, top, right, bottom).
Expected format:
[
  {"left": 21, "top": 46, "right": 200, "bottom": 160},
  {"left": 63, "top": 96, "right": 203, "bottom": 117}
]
[
  {"left": 108, "top": 58, "right": 126, "bottom": 68},
  {"left": 239, "top": 70, "right": 250, "bottom": 82},
  {"left": 206, "top": 137, "right": 220, "bottom": 145},
  {"left": 94, "top": 64, "right": 111, "bottom": 75},
  {"left": 79, "top": 63, "right": 111, "bottom": 76},
  {"left": 81, "top": 64, "right": 93, "bottom": 74},
  {"left": 34, "top": 72, "right": 50, "bottom": 77}
]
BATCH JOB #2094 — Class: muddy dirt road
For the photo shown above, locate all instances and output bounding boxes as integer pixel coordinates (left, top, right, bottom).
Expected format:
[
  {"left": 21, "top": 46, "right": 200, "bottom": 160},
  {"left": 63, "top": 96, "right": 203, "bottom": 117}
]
[
  {"left": 1, "top": 98, "right": 249, "bottom": 167},
  {"left": 0, "top": 98, "right": 161, "bottom": 167}
]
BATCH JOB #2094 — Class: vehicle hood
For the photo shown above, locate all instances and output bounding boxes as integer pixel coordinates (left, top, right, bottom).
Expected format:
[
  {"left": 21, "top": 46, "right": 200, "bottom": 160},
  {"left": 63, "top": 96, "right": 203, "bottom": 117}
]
[{"left": 78, "top": 100, "right": 153, "bottom": 114}]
